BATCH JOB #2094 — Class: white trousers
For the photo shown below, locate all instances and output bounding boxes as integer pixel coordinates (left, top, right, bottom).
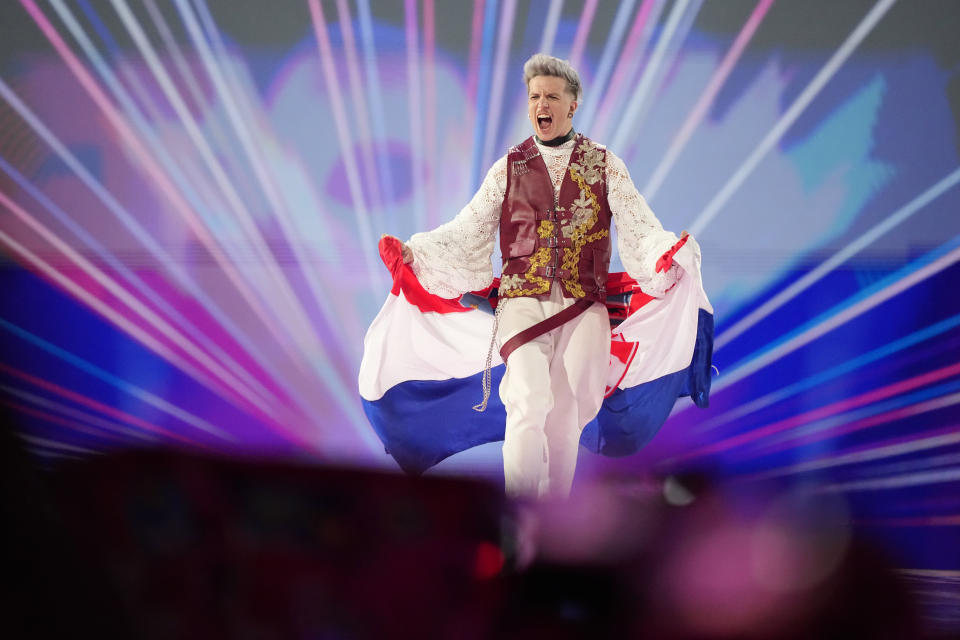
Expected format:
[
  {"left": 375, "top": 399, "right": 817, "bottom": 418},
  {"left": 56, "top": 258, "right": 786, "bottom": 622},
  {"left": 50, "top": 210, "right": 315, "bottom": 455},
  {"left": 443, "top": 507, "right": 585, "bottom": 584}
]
[{"left": 497, "top": 286, "right": 611, "bottom": 499}]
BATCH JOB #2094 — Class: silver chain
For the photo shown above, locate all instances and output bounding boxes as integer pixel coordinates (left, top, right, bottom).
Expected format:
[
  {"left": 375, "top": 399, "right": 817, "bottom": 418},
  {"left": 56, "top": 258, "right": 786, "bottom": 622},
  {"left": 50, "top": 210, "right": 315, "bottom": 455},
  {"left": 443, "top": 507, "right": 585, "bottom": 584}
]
[{"left": 473, "top": 298, "right": 507, "bottom": 412}]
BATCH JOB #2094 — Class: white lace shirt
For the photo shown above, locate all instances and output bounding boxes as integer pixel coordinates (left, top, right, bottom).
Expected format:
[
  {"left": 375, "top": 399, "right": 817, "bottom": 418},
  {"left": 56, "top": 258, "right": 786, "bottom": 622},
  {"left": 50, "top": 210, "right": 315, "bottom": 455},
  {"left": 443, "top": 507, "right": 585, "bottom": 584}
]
[{"left": 407, "top": 138, "right": 681, "bottom": 299}]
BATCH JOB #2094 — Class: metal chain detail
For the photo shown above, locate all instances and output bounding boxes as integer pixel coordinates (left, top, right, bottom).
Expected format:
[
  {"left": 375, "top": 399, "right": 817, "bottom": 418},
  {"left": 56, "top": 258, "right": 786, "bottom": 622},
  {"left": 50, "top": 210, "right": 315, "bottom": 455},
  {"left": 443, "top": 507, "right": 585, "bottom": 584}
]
[{"left": 473, "top": 298, "right": 507, "bottom": 412}]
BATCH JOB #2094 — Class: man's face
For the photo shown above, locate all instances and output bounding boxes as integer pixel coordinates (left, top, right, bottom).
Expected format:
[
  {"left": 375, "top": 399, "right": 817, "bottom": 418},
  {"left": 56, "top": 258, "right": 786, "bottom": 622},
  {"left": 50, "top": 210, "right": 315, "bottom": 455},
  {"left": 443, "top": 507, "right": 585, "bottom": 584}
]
[{"left": 527, "top": 75, "right": 577, "bottom": 140}]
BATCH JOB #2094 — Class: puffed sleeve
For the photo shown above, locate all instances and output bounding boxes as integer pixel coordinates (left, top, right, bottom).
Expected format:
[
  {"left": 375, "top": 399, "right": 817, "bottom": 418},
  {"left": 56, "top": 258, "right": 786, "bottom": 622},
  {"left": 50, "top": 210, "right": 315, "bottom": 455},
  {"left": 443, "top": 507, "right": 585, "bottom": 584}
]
[
  {"left": 607, "top": 150, "right": 682, "bottom": 297},
  {"left": 405, "top": 156, "right": 507, "bottom": 298}
]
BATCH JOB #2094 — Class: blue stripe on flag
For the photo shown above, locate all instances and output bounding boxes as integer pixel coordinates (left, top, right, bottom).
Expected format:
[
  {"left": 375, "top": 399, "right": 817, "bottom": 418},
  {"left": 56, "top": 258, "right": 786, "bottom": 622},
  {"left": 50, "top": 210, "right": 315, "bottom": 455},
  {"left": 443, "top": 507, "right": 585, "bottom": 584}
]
[
  {"left": 362, "top": 366, "right": 507, "bottom": 475},
  {"left": 365, "top": 310, "right": 714, "bottom": 473}
]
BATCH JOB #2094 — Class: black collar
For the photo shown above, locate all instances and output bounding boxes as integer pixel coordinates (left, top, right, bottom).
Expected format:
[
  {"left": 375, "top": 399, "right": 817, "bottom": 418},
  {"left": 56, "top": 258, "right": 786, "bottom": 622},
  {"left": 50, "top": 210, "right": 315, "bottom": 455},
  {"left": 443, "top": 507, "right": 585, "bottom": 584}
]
[{"left": 535, "top": 128, "right": 576, "bottom": 147}]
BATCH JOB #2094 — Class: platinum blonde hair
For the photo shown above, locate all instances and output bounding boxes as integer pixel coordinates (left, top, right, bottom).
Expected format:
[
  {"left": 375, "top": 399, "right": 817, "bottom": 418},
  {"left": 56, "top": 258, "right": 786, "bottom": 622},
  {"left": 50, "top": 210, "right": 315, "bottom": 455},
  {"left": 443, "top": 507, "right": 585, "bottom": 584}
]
[{"left": 523, "top": 53, "right": 582, "bottom": 102}]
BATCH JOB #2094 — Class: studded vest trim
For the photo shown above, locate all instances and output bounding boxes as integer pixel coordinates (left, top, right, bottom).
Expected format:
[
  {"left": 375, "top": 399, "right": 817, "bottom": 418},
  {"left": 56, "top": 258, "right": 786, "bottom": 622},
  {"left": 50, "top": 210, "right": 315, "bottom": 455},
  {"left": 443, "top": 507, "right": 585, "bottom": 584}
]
[{"left": 498, "top": 134, "right": 612, "bottom": 303}]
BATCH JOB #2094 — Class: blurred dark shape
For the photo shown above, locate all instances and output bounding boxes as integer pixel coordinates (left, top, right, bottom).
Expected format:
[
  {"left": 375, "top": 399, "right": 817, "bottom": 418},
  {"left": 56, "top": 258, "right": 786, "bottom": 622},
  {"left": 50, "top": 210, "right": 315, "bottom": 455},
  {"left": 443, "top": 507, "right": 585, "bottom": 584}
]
[
  {"left": 641, "top": 478, "right": 922, "bottom": 639},
  {"left": 0, "top": 407, "right": 132, "bottom": 638},
  {"left": 494, "top": 563, "right": 631, "bottom": 639},
  {"left": 499, "top": 474, "right": 924, "bottom": 640},
  {"left": 45, "top": 448, "right": 504, "bottom": 639},
  {"left": 0, "top": 434, "right": 934, "bottom": 638}
]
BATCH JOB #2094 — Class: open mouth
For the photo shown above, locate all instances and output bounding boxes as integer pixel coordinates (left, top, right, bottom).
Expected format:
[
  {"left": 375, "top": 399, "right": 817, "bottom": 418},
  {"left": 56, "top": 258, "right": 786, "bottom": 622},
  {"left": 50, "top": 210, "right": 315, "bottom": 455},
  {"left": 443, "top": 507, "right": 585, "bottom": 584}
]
[{"left": 537, "top": 114, "right": 553, "bottom": 131}]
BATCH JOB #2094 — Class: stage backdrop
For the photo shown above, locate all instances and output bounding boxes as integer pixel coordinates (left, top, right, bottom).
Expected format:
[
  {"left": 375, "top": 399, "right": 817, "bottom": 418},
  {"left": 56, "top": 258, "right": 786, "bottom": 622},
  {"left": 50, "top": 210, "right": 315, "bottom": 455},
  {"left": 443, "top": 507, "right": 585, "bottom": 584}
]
[{"left": 0, "top": 0, "right": 958, "bottom": 631}]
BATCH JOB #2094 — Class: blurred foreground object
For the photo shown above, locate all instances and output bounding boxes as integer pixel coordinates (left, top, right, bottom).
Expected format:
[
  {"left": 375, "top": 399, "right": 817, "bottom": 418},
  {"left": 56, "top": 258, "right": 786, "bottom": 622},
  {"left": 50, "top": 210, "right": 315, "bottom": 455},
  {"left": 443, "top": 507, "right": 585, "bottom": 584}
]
[
  {"left": 46, "top": 449, "right": 503, "bottom": 639},
  {"left": 5, "top": 440, "right": 940, "bottom": 638}
]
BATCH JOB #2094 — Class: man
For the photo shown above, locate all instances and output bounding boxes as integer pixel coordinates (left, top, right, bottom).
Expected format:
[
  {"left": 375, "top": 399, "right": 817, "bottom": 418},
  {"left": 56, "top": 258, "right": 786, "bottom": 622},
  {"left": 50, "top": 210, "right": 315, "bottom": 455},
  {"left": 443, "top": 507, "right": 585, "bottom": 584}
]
[{"left": 382, "top": 54, "right": 698, "bottom": 499}]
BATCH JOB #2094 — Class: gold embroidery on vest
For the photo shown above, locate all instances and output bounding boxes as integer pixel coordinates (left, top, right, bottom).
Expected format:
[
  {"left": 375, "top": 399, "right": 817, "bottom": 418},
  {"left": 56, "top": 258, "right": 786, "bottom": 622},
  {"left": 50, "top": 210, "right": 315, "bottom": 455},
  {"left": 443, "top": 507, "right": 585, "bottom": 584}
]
[
  {"left": 561, "top": 142, "right": 608, "bottom": 298},
  {"left": 537, "top": 220, "right": 555, "bottom": 238},
  {"left": 504, "top": 248, "right": 552, "bottom": 297},
  {"left": 499, "top": 274, "right": 524, "bottom": 292}
]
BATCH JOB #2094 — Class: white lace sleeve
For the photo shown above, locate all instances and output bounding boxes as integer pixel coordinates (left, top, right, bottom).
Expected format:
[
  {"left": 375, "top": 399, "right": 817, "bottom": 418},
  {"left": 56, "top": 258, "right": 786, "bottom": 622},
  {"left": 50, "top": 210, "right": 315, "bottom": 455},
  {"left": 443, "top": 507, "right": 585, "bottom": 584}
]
[
  {"left": 406, "top": 157, "right": 506, "bottom": 298},
  {"left": 607, "top": 151, "right": 681, "bottom": 297}
]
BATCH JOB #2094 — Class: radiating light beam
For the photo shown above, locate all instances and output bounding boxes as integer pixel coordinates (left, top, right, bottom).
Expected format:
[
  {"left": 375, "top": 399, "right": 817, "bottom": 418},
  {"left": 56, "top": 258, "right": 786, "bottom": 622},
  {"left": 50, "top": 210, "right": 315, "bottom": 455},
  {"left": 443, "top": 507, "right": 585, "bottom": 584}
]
[
  {"left": 590, "top": 0, "right": 666, "bottom": 140},
  {"left": 481, "top": 0, "right": 517, "bottom": 173},
  {"left": 191, "top": 0, "right": 371, "bottom": 363},
  {"left": 576, "top": 0, "right": 636, "bottom": 131},
  {"left": 568, "top": 0, "right": 599, "bottom": 69},
  {"left": 356, "top": 0, "right": 398, "bottom": 220},
  {"left": 710, "top": 236, "right": 960, "bottom": 394},
  {"left": 18, "top": 431, "right": 102, "bottom": 455},
  {"left": 1, "top": 383, "right": 154, "bottom": 443},
  {"left": 109, "top": 0, "right": 325, "bottom": 357},
  {"left": 0, "top": 187, "right": 278, "bottom": 417},
  {"left": 610, "top": 0, "right": 704, "bottom": 152},
  {"left": 140, "top": 0, "right": 249, "bottom": 203},
  {"left": 741, "top": 428, "right": 960, "bottom": 482},
  {"left": 819, "top": 467, "right": 960, "bottom": 493},
  {"left": 466, "top": 0, "right": 487, "bottom": 103},
  {"left": 749, "top": 387, "right": 960, "bottom": 460},
  {"left": 308, "top": 0, "right": 385, "bottom": 291},
  {"left": 403, "top": 0, "right": 427, "bottom": 231},
  {"left": 36, "top": 1, "right": 326, "bottom": 426},
  {"left": 715, "top": 166, "right": 960, "bottom": 350},
  {"left": 0, "top": 362, "right": 202, "bottom": 445},
  {"left": 537, "top": 0, "right": 564, "bottom": 56},
  {"left": 6, "top": 398, "right": 127, "bottom": 449},
  {"left": 470, "top": 0, "right": 498, "bottom": 190},
  {"left": 79, "top": 0, "right": 197, "bottom": 135},
  {"left": 673, "top": 363, "right": 960, "bottom": 463},
  {"left": 15, "top": 1, "right": 319, "bottom": 389},
  {"left": 122, "top": 0, "right": 231, "bottom": 159},
  {"left": 687, "top": 0, "right": 898, "bottom": 234},
  {"left": 27, "top": 0, "right": 373, "bottom": 438},
  {"left": 0, "top": 317, "right": 235, "bottom": 442},
  {"left": 20, "top": 1, "right": 315, "bottom": 410},
  {"left": 898, "top": 569, "right": 960, "bottom": 579},
  {"left": 0, "top": 154, "right": 283, "bottom": 414},
  {"left": 336, "top": 0, "right": 384, "bottom": 215},
  {"left": 0, "top": 212, "right": 312, "bottom": 447},
  {"left": 861, "top": 515, "right": 960, "bottom": 527},
  {"left": 422, "top": 0, "right": 439, "bottom": 227},
  {"left": 850, "top": 451, "right": 960, "bottom": 482},
  {"left": 24, "top": 447, "right": 83, "bottom": 461},
  {"left": 694, "top": 312, "right": 960, "bottom": 433},
  {"left": 140, "top": 0, "right": 212, "bottom": 116},
  {"left": 643, "top": 0, "right": 775, "bottom": 199},
  {"left": 177, "top": 0, "right": 366, "bottom": 381}
]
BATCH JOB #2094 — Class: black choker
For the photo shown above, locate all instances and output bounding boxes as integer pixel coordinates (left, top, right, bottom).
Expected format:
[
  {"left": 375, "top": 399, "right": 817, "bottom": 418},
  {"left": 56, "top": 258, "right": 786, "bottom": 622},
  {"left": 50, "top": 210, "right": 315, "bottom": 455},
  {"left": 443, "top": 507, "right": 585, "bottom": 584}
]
[{"left": 536, "top": 129, "right": 576, "bottom": 147}]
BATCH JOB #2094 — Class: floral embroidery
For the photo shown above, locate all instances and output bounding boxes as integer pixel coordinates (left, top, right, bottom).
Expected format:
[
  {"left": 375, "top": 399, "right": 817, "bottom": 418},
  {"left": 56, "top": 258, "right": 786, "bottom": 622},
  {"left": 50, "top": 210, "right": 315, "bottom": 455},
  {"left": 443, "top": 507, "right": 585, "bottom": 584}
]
[
  {"left": 505, "top": 136, "right": 609, "bottom": 299},
  {"left": 573, "top": 211, "right": 592, "bottom": 230},
  {"left": 561, "top": 140, "right": 608, "bottom": 298},
  {"left": 571, "top": 190, "right": 591, "bottom": 211},
  {"left": 499, "top": 274, "right": 524, "bottom": 291},
  {"left": 568, "top": 139, "right": 604, "bottom": 186}
]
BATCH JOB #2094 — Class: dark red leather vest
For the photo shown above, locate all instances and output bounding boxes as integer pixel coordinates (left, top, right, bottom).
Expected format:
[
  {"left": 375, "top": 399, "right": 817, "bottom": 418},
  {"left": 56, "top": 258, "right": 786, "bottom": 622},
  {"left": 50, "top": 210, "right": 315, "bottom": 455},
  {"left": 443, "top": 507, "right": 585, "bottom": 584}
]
[{"left": 498, "top": 134, "right": 612, "bottom": 303}]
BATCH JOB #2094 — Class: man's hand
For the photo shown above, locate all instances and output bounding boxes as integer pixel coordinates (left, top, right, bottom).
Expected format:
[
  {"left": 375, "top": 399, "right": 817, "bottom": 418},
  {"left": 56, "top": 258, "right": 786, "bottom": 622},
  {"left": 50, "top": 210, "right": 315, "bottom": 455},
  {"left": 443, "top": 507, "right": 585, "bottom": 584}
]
[
  {"left": 381, "top": 234, "right": 413, "bottom": 264},
  {"left": 656, "top": 231, "right": 689, "bottom": 273}
]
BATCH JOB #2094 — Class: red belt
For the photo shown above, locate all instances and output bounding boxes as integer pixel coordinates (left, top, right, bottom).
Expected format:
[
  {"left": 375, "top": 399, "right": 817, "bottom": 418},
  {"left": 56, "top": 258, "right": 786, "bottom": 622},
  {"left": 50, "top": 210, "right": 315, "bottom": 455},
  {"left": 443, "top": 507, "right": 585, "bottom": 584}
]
[{"left": 498, "top": 298, "right": 594, "bottom": 362}]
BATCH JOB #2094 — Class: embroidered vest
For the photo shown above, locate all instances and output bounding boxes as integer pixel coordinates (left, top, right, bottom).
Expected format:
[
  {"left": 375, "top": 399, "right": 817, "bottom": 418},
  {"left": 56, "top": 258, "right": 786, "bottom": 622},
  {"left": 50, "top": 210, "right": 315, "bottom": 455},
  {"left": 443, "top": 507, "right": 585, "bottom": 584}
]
[{"left": 498, "top": 134, "right": 612, "bottom": 303}]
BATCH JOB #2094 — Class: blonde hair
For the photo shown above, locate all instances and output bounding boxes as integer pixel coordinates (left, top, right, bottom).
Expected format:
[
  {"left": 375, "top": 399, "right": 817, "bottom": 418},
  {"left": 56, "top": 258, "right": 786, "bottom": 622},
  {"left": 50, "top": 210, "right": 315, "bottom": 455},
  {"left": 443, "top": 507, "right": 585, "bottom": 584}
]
[{"left": 523, "top": 53, "right": 582, "bottom": 101}]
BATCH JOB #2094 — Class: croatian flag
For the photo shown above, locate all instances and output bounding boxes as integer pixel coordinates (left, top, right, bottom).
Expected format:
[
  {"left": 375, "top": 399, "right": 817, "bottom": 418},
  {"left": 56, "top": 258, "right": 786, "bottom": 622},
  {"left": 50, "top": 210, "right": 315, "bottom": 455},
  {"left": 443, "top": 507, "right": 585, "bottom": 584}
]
[{"left": 359, "top": 237, "right": 714, "bottom": 475}]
